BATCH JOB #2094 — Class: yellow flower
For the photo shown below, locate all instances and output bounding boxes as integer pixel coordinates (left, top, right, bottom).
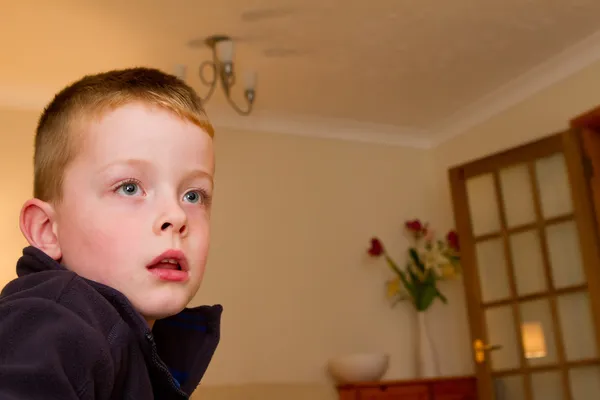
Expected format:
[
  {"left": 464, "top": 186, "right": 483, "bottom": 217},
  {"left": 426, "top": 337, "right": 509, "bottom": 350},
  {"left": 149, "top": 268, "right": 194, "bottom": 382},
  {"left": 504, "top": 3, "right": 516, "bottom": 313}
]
[
  {"left": 439, "top": 263, "right": 456, "bottom": 279},
  {"left": 386, "top": 277, "right": 401, "bottom": 299}
]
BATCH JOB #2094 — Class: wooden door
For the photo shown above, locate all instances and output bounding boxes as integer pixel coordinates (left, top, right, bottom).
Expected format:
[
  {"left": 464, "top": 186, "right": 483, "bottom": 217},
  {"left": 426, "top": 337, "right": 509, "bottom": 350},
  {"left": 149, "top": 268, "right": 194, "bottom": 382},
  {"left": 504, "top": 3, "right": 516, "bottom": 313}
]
[
  {"left": 578, "top": 128, "right": 600, "bottom": 239},
  {"left": 448, "top": 130, "right": 600, "bottom": 400}
]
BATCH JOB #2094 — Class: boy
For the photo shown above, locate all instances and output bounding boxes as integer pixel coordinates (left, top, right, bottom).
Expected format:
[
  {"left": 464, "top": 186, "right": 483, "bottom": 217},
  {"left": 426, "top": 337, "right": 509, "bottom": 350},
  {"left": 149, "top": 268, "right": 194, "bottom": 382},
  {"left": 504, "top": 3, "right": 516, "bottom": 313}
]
[{"left": 0, "top": 67, "right": 222, "bottom": 399}]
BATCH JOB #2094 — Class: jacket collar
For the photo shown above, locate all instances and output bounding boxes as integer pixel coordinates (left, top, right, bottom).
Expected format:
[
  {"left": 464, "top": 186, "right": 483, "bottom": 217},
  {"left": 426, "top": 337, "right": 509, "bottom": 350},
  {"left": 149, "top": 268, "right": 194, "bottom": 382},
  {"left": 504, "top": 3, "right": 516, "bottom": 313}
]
[{"left": 16, "top": 246, "right": 222, "bottom": 396}]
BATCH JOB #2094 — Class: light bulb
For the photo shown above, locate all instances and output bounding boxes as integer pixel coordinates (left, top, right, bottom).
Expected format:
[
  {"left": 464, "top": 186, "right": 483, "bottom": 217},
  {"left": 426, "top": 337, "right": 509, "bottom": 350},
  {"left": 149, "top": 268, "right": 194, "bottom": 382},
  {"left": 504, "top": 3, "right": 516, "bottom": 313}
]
[
  {"left": 216, "top": 39, "right": 234, "bottom": 63},
  {"left": 245, "top": 71, "right": 257, "bottom": 90},
  {"left": 173, "top": 64, "right": 187, "bottom": 80}
]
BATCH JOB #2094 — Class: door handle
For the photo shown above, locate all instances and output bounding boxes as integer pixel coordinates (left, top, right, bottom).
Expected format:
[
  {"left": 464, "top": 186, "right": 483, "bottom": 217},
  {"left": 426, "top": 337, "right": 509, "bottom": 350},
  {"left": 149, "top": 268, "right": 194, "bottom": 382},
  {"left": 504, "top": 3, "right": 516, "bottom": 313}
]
[{"left": 474, "top": 339, "right": 503, "bottom": 363}]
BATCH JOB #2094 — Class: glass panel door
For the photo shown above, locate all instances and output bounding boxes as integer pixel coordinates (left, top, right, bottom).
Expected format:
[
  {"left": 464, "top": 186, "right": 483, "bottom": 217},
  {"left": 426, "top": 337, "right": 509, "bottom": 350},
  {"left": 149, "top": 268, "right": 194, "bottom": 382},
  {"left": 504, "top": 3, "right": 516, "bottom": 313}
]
[{"left": 449, "top": 132, "right": 600, "bottom": 400}]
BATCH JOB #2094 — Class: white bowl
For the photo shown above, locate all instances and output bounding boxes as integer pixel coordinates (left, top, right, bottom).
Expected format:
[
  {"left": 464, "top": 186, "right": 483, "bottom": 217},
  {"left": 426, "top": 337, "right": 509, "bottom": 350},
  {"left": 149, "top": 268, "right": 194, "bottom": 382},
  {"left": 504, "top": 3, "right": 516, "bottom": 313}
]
[{"left": 327, "top": 352, "right": 389, "bottom": 384}]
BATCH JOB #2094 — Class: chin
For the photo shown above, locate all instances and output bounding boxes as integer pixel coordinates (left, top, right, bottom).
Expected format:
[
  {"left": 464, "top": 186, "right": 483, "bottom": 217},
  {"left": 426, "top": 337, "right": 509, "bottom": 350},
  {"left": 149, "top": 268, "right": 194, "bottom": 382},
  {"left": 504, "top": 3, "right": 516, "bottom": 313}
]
[{"left": 133, "top": 293, "right": 191, "bottom": 321}]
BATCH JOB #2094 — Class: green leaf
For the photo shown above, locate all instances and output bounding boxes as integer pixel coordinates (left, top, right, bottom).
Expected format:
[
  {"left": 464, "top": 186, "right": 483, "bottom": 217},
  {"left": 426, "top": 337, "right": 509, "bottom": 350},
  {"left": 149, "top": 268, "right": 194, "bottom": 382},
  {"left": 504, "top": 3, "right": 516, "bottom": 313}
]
[
  {"left": 406, "top": 263, "right": 422, "bottom": 284},
  {"left": 424, "top": 269, "right": 436, "bottom": 285},
  {"left": 418, "top": 285, "right": 438, "bottom": 311},
  {"left": 384, "top": 255, "right": 403, "bottom": 276},
  {"left": 409, "top": 248, "right": 425, "bottom": 272},
  {"left": 397, "top": 269, "right": 416, "bottom": 299},
  {"left": 383, "top": 255, "right": 418, "bottom": 300},
  {"left": 436, "top": 288, "right": 448, "bottom": 303}
]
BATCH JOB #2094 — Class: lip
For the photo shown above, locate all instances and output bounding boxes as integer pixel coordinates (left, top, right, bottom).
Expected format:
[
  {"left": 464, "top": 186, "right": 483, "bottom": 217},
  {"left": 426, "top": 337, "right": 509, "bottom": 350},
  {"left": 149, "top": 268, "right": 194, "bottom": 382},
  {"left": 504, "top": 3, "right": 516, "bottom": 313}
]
[
  {"left": 146, "top": 249, "right": 190, "bottom": 282},
  {"left": 147, "top": 249, "right": 189, "bottom": 272}
]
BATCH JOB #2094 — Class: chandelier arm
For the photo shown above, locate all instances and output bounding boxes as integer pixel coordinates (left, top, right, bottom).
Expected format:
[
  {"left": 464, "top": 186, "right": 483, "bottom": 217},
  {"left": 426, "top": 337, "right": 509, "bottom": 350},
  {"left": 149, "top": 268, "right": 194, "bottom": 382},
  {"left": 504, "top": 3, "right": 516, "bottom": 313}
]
[
  {"left": 197, "top": 60, "right": 218, "bottom": 103},
  {"left": 217, "top": 63, "right": 236, "bottom": 96},
  {"left": 224, "top": 92, "right": 253, "bottom": 116},
  {"left": 199, "top": 60, "right": 217, "bottom": 85},
  {"left": 218, "top": 71, "right": 252, "bottom": 115}
]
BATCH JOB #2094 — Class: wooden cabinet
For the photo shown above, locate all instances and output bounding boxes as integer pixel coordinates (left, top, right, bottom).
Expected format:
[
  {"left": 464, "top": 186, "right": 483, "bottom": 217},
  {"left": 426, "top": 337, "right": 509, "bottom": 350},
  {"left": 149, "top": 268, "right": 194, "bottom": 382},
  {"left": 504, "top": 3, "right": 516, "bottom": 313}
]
[
  {"left": 337, "top": 376, "right": 477, "bottom": 400},
  {"left": 357, "top": 384, "right": 429, "bottom": 400}
]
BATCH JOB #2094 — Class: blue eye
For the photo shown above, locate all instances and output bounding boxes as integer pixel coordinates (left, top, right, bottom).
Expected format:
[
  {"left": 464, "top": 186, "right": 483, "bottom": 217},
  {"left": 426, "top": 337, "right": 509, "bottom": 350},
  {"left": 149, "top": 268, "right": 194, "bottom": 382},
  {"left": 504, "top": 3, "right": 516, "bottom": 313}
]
[
  {"left": 116, "top": 181, "right": 141, "bottom": 196},
  {"left": 184, "top": 190, "right": 202, "bottom": 204}
]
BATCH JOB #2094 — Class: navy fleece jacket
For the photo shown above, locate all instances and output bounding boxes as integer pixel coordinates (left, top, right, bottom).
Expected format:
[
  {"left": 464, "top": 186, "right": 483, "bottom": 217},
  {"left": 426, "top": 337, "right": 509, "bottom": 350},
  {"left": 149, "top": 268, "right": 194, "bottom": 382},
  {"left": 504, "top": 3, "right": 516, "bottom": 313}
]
[{"left": 0, "top": 246, "right": 222, "bottom": 399}]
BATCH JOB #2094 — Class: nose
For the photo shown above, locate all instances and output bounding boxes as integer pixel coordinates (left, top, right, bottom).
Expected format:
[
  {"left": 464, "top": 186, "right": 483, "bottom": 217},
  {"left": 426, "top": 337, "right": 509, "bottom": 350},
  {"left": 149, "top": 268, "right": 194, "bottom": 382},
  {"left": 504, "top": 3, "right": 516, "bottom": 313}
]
[{"left": 154, "top": 199, "right": 188, "bottom": 236}]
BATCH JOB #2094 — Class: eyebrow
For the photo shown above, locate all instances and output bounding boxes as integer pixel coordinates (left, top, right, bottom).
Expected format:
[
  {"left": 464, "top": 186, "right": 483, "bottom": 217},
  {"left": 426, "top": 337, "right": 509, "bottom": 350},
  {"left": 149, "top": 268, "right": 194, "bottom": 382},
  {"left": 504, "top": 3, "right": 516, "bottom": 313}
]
[
  {"left": 96, "top": 159, "right": 214, "bottom": 186},
  {"left": 183, "top": 169, "right": 214, "bottom": 188},
  {"left": 96, "top": 159, "right": 154, "bottom": 174}
]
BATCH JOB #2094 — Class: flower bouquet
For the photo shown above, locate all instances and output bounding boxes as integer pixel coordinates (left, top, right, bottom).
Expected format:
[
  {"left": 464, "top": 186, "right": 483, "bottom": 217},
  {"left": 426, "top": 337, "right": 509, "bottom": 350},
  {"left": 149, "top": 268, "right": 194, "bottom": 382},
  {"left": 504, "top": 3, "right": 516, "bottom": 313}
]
[{"left": 367, "top": 219, "right": 461, "bottom": 312}]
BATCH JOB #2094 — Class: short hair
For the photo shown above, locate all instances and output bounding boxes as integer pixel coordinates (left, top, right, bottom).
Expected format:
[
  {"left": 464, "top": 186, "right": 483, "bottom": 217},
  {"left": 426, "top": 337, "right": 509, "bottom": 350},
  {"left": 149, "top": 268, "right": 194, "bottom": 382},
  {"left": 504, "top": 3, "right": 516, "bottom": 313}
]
[{"left": 33, "top": 67, "right": 214, "bottom": 203}]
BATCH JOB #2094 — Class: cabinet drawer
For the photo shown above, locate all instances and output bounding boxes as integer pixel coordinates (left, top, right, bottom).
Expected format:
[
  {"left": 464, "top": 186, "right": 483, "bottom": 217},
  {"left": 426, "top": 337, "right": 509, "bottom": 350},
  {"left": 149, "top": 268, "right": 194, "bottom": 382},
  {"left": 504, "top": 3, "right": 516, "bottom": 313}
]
[
  {"left": 358, "top": 384, "right": 429, "bottom": 400},
  {"left": 432, "top": 378, "right": 477, "bottom": 399},
  {"left": 339, "top": 388, "right": 358, "bottom": 400},
  {"left": 434, "top": 395, "right": 476, "bottom": 400}
]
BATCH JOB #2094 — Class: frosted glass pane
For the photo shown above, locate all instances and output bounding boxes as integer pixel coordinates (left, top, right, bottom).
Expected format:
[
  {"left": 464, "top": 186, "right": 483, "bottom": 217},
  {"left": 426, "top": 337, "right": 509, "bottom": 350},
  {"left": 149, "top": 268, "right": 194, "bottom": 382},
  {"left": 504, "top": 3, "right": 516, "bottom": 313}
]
[
  {"left": 499, "top": 164, "right": 536, "bottom": 228},
  {"left": 532, "top": 371, "right": 563, "bottom": 400},
  {"left": 510, "top": 230, "right": 547, "bottom": 295},
  {"left": 467, "top": 173, "right": 501, "bottom": 236},
  {"left": 493, "top": 375, "right": 526, "bottom": 400},
  {"left": 535, "top": 153, "right": 573, "bottom": 218},
  {"left": 569, "top": 366, "right": 600, "bottom": 400},
  {"left": 476, "top": 239, "right": 511, "bottom": 303},
  {"left": 486, "top": 306, "right": 520, "bottom": 371},
  {"left": 557, "top": 292, "right": 598, "bottom": 361},
  {"left": 519, "top": 299, "right": 558, "bottom": 366},
  {"left": 545, "top": 221, "right": 585, "bottom": 288}
]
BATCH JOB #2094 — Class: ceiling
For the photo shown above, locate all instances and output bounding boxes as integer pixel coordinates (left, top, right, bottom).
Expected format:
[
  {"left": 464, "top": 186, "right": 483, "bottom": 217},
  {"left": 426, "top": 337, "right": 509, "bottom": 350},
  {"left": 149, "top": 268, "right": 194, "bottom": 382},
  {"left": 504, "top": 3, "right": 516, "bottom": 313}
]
[{"left": 2, "top": 0, "right": 600, "bottom": 147}]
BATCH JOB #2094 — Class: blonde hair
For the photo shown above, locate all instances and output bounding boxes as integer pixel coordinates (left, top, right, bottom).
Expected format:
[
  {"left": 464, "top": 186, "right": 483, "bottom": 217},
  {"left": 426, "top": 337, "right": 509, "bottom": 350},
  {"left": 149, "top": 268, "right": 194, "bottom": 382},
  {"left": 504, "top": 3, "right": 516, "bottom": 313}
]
[{"left": 34, "top": 67, "right": 213, "bottom": 203}]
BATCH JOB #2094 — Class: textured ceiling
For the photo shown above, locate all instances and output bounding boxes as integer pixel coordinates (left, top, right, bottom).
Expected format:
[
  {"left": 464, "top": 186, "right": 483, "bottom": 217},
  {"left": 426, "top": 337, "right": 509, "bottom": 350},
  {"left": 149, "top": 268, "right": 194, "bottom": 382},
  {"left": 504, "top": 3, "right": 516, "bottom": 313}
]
[{"left": 2, "top": 0, "right": 600, "bottom": 142}]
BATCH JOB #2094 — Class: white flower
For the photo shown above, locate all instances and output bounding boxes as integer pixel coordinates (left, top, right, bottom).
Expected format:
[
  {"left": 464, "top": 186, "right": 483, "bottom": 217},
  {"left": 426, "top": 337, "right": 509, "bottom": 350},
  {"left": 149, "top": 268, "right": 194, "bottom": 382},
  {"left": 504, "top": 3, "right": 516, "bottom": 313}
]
[{"left": 422, "top": 247, "right": 450, "bottom": 276}]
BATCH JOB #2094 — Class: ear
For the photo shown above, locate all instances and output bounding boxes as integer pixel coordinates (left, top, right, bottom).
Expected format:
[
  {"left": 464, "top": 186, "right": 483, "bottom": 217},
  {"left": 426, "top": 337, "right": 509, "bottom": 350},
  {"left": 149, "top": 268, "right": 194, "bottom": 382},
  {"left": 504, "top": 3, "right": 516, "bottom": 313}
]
[{"left": 19, "top": 198, "right": 62, "bottom": 260}]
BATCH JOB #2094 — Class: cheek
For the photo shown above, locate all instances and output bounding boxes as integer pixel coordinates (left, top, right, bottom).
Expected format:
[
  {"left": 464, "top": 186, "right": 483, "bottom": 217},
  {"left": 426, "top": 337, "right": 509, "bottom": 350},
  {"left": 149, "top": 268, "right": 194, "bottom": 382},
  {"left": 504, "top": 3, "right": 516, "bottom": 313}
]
[
  {"left": 58, "top": 208, "right": 141, "bottom": 267},
  {"left": 188, "top": 215, "right": 211, "bottom": 260}
]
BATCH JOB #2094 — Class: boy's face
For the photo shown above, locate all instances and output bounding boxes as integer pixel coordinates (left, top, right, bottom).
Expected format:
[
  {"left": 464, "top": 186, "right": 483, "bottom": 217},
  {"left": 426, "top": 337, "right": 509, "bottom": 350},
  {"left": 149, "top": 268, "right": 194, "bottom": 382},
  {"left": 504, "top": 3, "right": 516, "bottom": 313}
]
[{"left": 52, "top": 102, "right": 214, "bottom": 323}]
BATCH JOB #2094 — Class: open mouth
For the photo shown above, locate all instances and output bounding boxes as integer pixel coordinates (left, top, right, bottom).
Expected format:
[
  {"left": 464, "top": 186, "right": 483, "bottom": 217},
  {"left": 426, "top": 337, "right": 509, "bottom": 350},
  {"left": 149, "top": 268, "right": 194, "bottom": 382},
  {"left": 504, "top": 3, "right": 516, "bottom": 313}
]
[
  {"left": 147, "top": 250, "right": 189, "bottom": 282},
  {"left": 149, "top": 258, "right": 183, "bottom": 271}
]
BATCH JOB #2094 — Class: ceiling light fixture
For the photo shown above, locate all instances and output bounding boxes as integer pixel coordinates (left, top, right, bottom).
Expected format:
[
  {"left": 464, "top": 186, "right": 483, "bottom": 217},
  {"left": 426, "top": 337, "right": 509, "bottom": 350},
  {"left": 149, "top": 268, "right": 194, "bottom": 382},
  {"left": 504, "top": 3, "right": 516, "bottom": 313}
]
[{"left": 197, "top": 34, "right": 257, "bottom": 116}]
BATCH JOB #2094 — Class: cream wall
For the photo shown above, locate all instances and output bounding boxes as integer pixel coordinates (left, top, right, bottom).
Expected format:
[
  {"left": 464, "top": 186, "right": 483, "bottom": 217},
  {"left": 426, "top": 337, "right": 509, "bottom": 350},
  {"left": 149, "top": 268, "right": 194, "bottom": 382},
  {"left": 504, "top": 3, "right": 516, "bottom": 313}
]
[
  {"left": 189, "top": 126, "right": 471, "bottom": 385},
  {"left": 0, "top": 108, "right": 35, "bottom": 285}
]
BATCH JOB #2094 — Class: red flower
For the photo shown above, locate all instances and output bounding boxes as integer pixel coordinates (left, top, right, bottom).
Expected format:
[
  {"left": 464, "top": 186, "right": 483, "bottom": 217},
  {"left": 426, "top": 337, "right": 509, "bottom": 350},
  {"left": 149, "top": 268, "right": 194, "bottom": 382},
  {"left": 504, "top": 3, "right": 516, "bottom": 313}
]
[
  {"left": 447, "top": 230, "right": 460, "bottom": 251},
  {"left": 368, "top": 238, "right": 384, "bottom": 256},
  {"left": 405, "top": 219, "right": 423, "bottom": 233}
]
